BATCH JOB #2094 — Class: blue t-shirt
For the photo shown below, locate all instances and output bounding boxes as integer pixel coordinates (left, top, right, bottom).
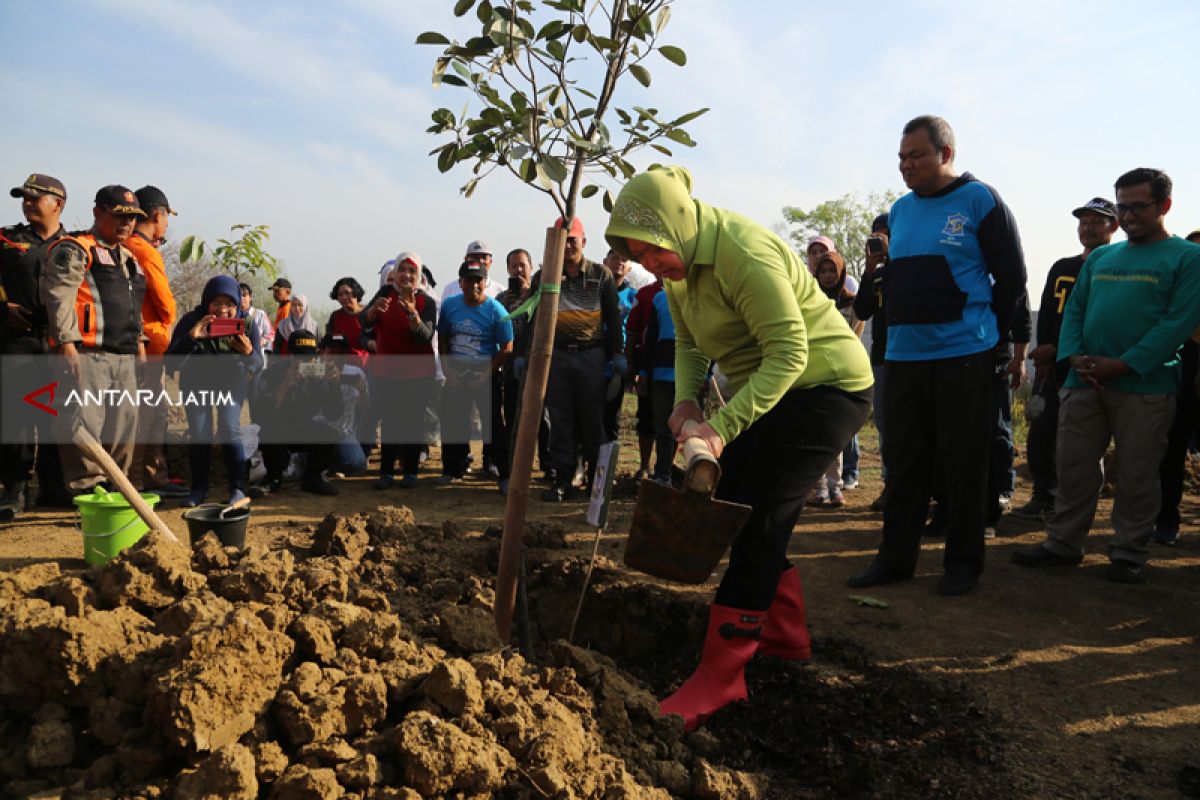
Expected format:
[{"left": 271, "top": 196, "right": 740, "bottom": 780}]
[
  {"left": 884, "top": 173, "right": 1025, "bottom": 361},
  {"left": 616, "top": 283, "right": 637, "bottom": 321},
  {"left": 650, "top": 289, "right": 676, "bottom": 382},
  {"left": 437, "top": 295, "right": 513, "bottom": 358}
]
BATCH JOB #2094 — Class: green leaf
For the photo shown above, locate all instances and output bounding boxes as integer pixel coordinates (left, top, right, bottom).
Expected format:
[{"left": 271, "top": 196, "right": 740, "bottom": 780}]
[
  {"left": 849, "top": 595, "right": 890, "bottom": 609},
  {"left": 654, "top": 6, "right": 671, "bottom": 33},
  {"left": 519, "top": 158, "right": 536, "bottom": 183},
  {"left": 581, "top": 184, "right": 599, "bottom": 198},
  {"left": 437, "top": 145, "right": 457, "bottom": 173},
  {"left": 432, "top": 58, "right": 450, "bottom": 88},
  {"left": 629, "top": 64, "right": 651, "bottom": 87},
  {"left": 462, "top": 178, "right": 480, "bottom": 198},
  {"left": 571, "top": 24, "right": 587, "bottom": 43},
  {"left": 546, "top": 38, "right": 566, "bottom": 61},
  {"left": 415, "top": 31, "right": 452, "bottom": 45},
  {"left": 440, "top": 74, "right": 468, "bottom": 87},
  {"left": 453, "top": 0, "right": 474, "bottom": 17},
  {"left": 534, "top": 163, "right": 553, "bottom": 191},
  {"left": 658, "top": 45, "right": 686, "bottom": 66},
  {"left": 537, "top": 19, "right": 566, "bottom": 39},
  {"left": 670, "top": 107, "right": 710, "bottom": 126},
  {"left": 602, "top": 189, "right": 614, "bottom": 213},
  {"left": 476, "top": 0, "right": 493, "bottom": 23},
  {"left": 665, "top": 128, "right": 696, "bottom": 147},
  {"left": 651, "top": 143, "right": 673, "bottom": 156},
  {"left": 179, "top": 235, "right": 201, "bottom": 263},
  {"left": 541, "top": 154, "right": 568, "bottom": 183}
]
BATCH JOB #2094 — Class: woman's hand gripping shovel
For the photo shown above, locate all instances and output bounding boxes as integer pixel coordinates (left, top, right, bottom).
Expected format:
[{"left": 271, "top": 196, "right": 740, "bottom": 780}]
[{"left": 624, "top": 420, "right": 750, "bottom": 583}]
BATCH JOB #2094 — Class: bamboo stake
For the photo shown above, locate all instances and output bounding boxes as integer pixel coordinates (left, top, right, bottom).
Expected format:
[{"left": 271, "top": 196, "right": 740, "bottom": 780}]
[{"left": 495, "top": 226, "right": 567, "bottom": 641}]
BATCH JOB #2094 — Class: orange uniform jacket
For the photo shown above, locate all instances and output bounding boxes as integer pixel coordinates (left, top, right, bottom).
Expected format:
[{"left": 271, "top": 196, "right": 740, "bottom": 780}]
[{"left": 125, "top": 232, "right": 176, "bottom": 356}]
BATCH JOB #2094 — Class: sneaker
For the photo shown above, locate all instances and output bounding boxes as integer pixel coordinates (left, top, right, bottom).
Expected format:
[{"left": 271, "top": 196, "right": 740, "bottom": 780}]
[
  {"left": 634, "top": 468, "right": 649, "bottom": 482},
  {"left": 1105, "top": 559, "right": 1147, "bottom": 584},
  {"left": 184, "top": 487, "right": 208, "bottom": 508},
  {"left": 433, "top": 474, "right": 460, "bottom": 486},
  {"left": 828, "top": 490, "right": 845, "bottom": 508},
  {"left": 150, "top": 482, "right": 189, "bottom": 498},
  {"left": 399, "top": 475, "right": 419, "bottom": 489},
  {"left": 498, "top": 479, "right": 509, "bottom": 496},
  {"left": 484, "top": 463, "right": 501, "bottom": 479},
  {"left": 841, "top": 477, "right": 859, "bottom": 490},
  {"left": 998, "top": 493, "right": 1013, "bottom": 510},
  {"left": 1012, "top": 495, "right": 1054, "bottom": 520},
  {"left": 806, "top": 492, "right": 828, "bottom": 507},
  {"left": 542, "top": 483, "right": 576, "bottom": 502},
  {"left": 984, "top": 526, "right": 997, "bottom": 540},
  {"left": 1151, "top": 526, "right": 1179, "bottom": 546},
  {"left": 226, "top": 489, "right": 247, "bottom": 507},
  {"left": 375, "top": 474, "right": 394, "bottom": 490}
]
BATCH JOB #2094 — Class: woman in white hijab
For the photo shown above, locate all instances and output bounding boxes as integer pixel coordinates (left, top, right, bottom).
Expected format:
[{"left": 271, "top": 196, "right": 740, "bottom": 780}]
[{"left": 274, "top": 293, "right": 318, "bottom": 354}]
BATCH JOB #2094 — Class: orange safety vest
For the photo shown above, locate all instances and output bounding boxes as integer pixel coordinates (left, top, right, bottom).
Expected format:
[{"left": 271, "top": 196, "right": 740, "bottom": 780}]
[
  {"left": 125, "top": 233, "right": 176, "bottom": 355},
  {"left": 45, "top": 233, "right": 146, "bottom": 352}
]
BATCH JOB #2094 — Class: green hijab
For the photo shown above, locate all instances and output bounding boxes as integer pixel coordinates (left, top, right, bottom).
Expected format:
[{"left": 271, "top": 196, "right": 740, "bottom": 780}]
[{"left": 605, "top": 165, "right": 700, "bottom": 267}]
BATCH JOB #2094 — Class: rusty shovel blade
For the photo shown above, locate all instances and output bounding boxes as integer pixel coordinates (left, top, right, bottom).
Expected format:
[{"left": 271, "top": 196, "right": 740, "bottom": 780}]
[{"left": 624, "top": 478, "right": 752, "bottom": 584}]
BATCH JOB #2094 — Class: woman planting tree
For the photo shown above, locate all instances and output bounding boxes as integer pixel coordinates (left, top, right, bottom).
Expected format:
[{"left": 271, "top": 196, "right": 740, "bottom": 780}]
[{"left": 604, "top": 165, "right": 873, "bottom": 731}]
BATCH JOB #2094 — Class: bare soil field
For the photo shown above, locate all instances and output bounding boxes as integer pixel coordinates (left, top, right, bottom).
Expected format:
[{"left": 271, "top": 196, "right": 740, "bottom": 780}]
[{"left": 1, "top": 416, "right": 1197, "bottom": 799}]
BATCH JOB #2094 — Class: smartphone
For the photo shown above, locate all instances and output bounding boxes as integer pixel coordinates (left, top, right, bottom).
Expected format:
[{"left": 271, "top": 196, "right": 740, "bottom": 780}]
[
  {"left": 508, "top": 276, "right": 523, "bottom": 294},
  {"left": 208, "top": 317, "right": 245, "bottom": 337},
  {"left": 866, "top": 236, "right": 884, "bottom": 256}
]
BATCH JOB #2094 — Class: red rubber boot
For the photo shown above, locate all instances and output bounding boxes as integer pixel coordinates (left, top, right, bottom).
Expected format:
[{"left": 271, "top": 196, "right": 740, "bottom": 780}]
[
  {"left": 757, "top": 565, "right": 812, "bottom": 660},
  {"left": 659, "top": 604, "right": 764, "bottom": 731}
]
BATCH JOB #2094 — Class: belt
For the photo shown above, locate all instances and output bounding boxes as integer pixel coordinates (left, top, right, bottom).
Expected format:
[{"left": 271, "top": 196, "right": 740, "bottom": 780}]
[{"left": 555, "top": 341, "right": 603, "bottom": 353}]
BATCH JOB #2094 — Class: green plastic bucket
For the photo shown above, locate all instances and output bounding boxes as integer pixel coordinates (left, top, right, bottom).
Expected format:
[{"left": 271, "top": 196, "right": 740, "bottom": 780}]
[{"left": 74, "top": 487, "right": 161, "bottom": 566}]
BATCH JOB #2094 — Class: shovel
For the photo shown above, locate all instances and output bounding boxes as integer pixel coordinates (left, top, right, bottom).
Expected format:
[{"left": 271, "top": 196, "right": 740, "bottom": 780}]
[{"left": 624, "top": 423, "right": 751, "bottom": 584}]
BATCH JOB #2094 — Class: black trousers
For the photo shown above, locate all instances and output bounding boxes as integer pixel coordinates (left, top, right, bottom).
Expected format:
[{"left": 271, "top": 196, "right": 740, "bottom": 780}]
[
  {"left": 714, "top": 386, "right": 872, "bottom": 610},
  {"left": 879, "top": 351, "right": 993, "bottom": 576},
  {"left": 1157, "top": 341, "right": 1199, "bottom": 530},
  {"left": 0, "top": 352, "right": 66, "bottom": 493},
  {"left": 1025, "top": 377, "right": 1061, "bottom": 499}
]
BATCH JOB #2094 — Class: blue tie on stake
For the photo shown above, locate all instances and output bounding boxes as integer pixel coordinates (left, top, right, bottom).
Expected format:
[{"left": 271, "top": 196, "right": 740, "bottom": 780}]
[{"left": 569, "top": 441, "right": 621, "bottom": 642}]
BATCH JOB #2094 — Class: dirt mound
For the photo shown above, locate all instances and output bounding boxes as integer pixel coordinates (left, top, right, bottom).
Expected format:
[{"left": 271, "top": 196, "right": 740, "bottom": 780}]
[{"left": 0, "top": 509, "right": 781, "bottom": 799}]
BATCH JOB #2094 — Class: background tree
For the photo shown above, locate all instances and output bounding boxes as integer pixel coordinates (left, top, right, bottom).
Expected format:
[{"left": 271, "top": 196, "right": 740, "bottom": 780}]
[
  {"left": 781, "top": 191, "right": 899, "bottom": 279},
  {"left": 178, "top": 224, "right": 281, "bottom": 283},
  {"left": 419, "top": 0, "right": 706, "bottom": 642}
]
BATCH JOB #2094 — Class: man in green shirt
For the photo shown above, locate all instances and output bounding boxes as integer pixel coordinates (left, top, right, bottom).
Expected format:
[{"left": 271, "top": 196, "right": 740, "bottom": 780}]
[{"left": 1014, "top": 168, "right": 1200, "bottom": 583}]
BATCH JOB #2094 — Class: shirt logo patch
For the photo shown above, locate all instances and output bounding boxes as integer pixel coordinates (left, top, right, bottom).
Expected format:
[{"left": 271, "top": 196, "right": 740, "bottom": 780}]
[
  {"left": 942, "top": 213, "right": 968, "bottom": 236},
  {"left": 939, "top": 212, "right": 969, "bottom": 247}
]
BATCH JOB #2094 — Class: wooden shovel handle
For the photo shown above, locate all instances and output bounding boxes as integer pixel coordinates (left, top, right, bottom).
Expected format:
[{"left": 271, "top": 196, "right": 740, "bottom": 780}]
[
  {"left": 71, "top": 427, "right": 181, "bottom": 544},
  {"left": 219, "top": 495, "right": 251, "bottom": 518},
  {"left": 680, "top": 423, "right": 720, "bottom": 495}
]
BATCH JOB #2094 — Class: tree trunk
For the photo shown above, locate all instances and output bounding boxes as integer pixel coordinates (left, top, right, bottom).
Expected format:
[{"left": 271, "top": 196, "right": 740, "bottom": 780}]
[{"left": 494, "top": 225, "right": 567, "bottom": 641}]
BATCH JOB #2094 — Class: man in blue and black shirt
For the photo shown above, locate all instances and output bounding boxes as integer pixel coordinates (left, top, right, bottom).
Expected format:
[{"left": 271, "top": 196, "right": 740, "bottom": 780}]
[{"left": 849, "top": 115, "right": 1027, "bottom": 596}]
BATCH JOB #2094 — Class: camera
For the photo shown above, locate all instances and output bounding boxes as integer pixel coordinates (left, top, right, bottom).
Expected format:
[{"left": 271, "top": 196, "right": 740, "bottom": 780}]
[
  {"left": 297, "top": 360, "right": 325, "bottom": 379},
  {"left": 866, "top": 236, "right": 884, "bottom": 256},
  {"left": 508, "top": 276, "right": 523, "bottom": 294},
  {"left": 208, "top": 317, "right": 244, "bottom": 337}
]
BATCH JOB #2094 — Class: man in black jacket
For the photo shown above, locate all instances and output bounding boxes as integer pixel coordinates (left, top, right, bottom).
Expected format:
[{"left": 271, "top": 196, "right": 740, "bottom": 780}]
[{"left": 0, "top": 174, "right": 71, "bottom": 518}]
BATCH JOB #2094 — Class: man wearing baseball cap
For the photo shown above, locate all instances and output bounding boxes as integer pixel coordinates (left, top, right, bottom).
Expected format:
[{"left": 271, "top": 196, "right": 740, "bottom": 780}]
[
  {"left": 0, "top": 174, "right": 71, "bottom": 518},
  {"left": 1015, "top": 168, "right": 1200, "bottom": 583},
  {"left": 126, "top": 186, "right": 183, "bottom": 496},
  {"left": 269, "top": 277, "right": 292, "bottom": 330},
  {"left": 41, "top": 185, "right": 148, "bottom": 495},
  {"left": 1011, "top": 197, "right": 1119, "bottom": 522},
  {"left": 442, "top": 240, "right": 505, "bottom": 303}
]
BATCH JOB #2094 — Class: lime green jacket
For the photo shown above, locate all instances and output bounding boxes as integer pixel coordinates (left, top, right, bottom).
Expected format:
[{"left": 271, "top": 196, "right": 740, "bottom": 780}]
[{"left": 606, "top": 166, "right": 872, "bottom": 444}]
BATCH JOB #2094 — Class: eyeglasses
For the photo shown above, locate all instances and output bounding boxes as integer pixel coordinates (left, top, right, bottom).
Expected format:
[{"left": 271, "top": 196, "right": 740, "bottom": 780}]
[{"left": 1115, "top": 201, "right": 1158, "bottom": 216}]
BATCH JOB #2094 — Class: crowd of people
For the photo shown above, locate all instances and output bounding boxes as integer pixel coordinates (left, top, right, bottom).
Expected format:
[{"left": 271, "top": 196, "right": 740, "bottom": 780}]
[{"left": 2, "top": 112, "right": 1199, "bottom": 731}]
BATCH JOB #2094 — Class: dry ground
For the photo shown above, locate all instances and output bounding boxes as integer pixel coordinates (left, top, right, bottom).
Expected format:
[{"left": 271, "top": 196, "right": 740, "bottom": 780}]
[{"left": 2, "top": 414, "right": 1198, "bottom": 798}]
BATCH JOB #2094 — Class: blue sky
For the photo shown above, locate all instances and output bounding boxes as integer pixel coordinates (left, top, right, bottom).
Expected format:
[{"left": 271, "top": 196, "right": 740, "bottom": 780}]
[{"left": 3, "top": 0, "right": 1198, "bottom": 315}]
